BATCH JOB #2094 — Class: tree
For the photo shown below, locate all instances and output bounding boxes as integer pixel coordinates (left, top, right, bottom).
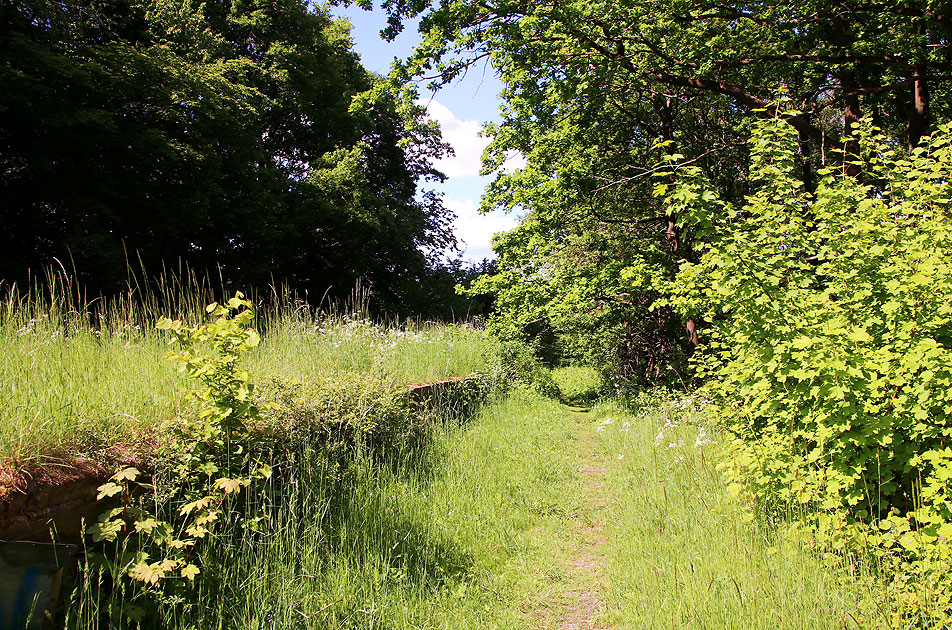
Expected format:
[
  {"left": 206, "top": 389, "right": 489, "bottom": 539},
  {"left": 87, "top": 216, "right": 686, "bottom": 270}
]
[
  {"left": 0, "top": 0, "right": 454, "bottom": 313},
  {"left": 378, "top": 0, "right": 952, "bottom": 375}
]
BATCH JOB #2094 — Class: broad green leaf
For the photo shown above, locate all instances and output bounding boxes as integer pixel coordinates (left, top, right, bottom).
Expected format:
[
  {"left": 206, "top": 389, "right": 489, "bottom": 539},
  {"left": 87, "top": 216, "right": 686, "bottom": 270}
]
[
  {"left": 96, "top": 482, "right": 123, "bottom": 500},
  {"left": 114, "top": 467, "right": 140, "bottom": 482},
  {"left": 181, "top": 564, "right": 201, "bottom": 581}
]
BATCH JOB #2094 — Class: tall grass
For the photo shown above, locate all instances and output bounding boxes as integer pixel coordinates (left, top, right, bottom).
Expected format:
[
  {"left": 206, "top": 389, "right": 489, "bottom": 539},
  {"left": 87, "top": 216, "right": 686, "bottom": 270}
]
[
  {"left": 249, "top": 312, "right": 491, "bottom": 387},
  {"left": 591, "top": 394, "right": 888, "bottom": 629},
  {"left": 0, "top": 279, "right": 181, "bottom": 468},
  {"left": 66, "top": 388, "right": 580, "bottom": 629},
  {"left": 0, "top": 274, "right": 494, "bottom": 469},
  {"left": 57, "top": 378, "right": 908, "bottom": 628}
]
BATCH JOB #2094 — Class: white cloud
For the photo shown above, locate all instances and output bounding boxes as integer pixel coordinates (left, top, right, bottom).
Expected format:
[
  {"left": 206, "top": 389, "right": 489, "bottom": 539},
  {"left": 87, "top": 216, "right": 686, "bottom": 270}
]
[
  {"left": 445, "top": 197, "right": 519, "bottom": 262},
  {"left": 420, "top": 100, "right": 490, "bottom": 178},
  {"left": 418, "top": 98, "right": 526, "bottom": 261},
  {"left": 499, "top": 149, "right": 527, "bottom": 174},
  {"left": 421, "top": 99, "right": 528, "bottom": 177}
]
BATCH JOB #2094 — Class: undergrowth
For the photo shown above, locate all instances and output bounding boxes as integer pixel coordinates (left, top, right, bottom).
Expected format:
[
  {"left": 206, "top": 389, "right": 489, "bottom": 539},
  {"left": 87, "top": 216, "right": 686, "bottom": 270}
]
[
  {"left": 0, "top": 278, "right": 494, "bottom": 472},
  {"left": 66, "top": 387, "right": 577, "bottom": 629},
  {"left": 664, "top": 115, "right": 952, "bottom": 627},
  {"left": 550, "top": 366, "right": 605, "bottom": 406},
  {"left": 592, "top": 391, "right": 891, "bottom": 629}
]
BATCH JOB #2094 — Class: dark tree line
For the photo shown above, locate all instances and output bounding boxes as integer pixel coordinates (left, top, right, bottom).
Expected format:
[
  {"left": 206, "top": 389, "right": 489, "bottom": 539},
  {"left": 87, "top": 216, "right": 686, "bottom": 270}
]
[{"left": 0, "top": 0, "right": 483, "bottom": 316}]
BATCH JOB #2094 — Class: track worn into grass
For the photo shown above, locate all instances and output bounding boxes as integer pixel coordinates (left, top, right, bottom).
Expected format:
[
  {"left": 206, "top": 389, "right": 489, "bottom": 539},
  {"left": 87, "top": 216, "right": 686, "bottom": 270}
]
[
  {"left": 529, "top": 407, "right": 612, "bottom": 630},
  {"left": 56, "top": 387, "right": 891, "bottom": 629},
  {"left": 525, "top": 397, "right": 887, "bottom": 630}
]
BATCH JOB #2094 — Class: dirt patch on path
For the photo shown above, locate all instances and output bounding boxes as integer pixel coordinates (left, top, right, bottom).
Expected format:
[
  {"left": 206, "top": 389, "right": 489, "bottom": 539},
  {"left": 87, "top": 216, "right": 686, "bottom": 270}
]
[{"left": 532, "top": 411, "right": 612, "bottom": 630}]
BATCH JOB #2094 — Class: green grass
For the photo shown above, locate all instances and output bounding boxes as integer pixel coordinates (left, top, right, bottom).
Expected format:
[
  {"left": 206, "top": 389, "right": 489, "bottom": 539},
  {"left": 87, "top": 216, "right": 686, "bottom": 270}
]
[
  {"left": 550, "top": 365, "right": 604, "bottom": 405},
  {"left": 248, "top": 314, "right": 491, "bottom": 386},
  {"left": 67, "top": 388, "right": 583, "bottom": 629},
  {"left": 590, "top": 394, "right": 889, "bottom": 629},
  {"left": 0, "top": 283, "right": 494, "bottom": 469},
  {"left": 60, "top": 383, "right": 910, "bottom": 629}
]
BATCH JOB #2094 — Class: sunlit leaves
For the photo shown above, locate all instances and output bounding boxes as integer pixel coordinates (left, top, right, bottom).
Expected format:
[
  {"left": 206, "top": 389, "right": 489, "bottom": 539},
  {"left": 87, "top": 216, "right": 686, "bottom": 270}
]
[
  {"left": 90, "top": 516, "right": 124, "bottom": 543},
  {"left": 213, "top": 477, "right": 243, "bottom": 494},
  {"left": 93, "top": 295, "right": 274, "bottom": 612},
  {"left": 96, "top": 482, "right": 124, "bottom": 501},
  {"left": 665, "top": 115, "right": 952, "bottom": 619},
  {"left": 180, "top": 564, "right": 200, "bottom": 581},
  {"left": 114, "top": 467, "right": 140, "bottom": 482}
]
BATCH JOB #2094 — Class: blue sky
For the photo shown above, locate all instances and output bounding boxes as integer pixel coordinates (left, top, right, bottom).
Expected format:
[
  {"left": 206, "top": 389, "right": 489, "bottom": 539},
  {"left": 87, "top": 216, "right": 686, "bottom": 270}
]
[{"left": 332, "top": 4, "right": 521, "bottom": 263}]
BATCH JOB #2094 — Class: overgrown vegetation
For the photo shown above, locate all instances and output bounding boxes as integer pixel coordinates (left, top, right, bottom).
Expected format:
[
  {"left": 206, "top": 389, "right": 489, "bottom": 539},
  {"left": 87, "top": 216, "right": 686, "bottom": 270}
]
[
  {"left": 87, "top": 294, "right": 274, "bottom": 619},
  {"left": 0, "top": 280, "right": 495, "bottom": 473},
  {"left": 550, "top": 366, "right": 605, "bottom": 406},
  {"left": 390, "top": 0, "right": 952, "bottom": 381},
  {"left": 0, "top": 287, "right": 545, "bottom": 627},
  {"left": 5, "top": 0, "right": 952, "bottom": 627},
  {"left": 67, "top": 383, "right": 577, "bottom": 627},
  {"left": 5, "top": 279, "right": 948, "bottom": 628},
  {"left": 663, "top": 115, "right": 952, "bottom": 627},
  {"left": 0, "top": 0, "right": 467, "bottom": 313},
  {"left": 592, "top": 393, "right": 894, "bottom": 628}
]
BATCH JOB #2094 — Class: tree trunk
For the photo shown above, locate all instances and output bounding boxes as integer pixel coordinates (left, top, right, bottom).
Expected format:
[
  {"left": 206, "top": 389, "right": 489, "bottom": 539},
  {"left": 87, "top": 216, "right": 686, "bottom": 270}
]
[{"left": 908, "top": 63, "right": 931, "bottom": 151}]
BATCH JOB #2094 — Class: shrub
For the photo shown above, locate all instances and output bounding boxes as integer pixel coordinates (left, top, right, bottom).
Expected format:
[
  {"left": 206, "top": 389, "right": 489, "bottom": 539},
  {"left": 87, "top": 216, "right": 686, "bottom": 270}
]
[
  {"left": 664, "top": 114, "right": 952, "bottom": 624},
  {"left": 483, "top": 339, "right": 561, "bottom": 399}
]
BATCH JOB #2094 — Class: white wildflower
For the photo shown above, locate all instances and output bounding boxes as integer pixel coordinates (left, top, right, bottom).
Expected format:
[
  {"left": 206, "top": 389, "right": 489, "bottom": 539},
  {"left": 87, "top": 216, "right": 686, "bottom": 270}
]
[{"left": 694, "top": 427, "right": 713, "bottom": 448}]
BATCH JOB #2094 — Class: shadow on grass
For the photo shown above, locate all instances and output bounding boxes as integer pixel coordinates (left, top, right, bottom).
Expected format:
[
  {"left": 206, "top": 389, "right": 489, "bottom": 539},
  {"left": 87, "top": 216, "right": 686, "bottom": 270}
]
[
  {"left": 64, "top": 385, "right": 492, "bottom": 629},
  {"left": 186, "top": 427, "right": 477, "bottom": 628}
]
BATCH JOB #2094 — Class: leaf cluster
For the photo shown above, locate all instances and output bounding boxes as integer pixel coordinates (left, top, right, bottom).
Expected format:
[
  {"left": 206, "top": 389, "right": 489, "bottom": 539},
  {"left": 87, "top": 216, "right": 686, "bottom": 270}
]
[
  {"left": 89, "top": 293, "right": 272, "bottom": 622},
  {"left": 0, "top": 0, "right": 455, "bottom": 313},
  {"left": 664, "top": 114, "right": 952, "bottom": 624},
  {"left": 387, "top": 0, "right": 952, "bottom": 375}
]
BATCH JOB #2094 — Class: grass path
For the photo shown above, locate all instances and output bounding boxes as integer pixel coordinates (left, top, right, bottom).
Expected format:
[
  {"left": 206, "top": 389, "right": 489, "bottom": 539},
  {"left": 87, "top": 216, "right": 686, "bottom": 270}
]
[
  {"left": 66, "top": 389, "right": 890, "bottom": 629},
  {"left": 588, "top": 397, "right": 887, "bottom": 630},
  {"left": 538, "top": 408, "right": 610, "bottom": 630},
  {"left": 523, "top": 397, "right": 887, "bottom": 630}
]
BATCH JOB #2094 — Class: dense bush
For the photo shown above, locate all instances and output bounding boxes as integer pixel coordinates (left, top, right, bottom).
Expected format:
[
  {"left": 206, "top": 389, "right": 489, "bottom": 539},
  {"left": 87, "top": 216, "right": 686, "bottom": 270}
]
[
  {"left": 665, "top": 115, "right": 952, "bottom": 624},
  {"left": 481, "top": 339, "right": 561, "bottom": 399}
]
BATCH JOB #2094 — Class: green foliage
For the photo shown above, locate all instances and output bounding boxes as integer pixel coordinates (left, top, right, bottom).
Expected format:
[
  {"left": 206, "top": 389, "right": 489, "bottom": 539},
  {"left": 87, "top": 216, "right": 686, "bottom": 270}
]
[
  {"left": 483, "top": 339, "right": 561, "bottom": 399},
  {"left": 0, "top": 0, "right": 453, "bottom": 312},
  {"left": 388, "top": 0, "right": 952, "bottom": 379},
  {"left": 260, "top": 371, "right": 415, "bottom": 450},
  {"left": 590, "top": 394, "right": 890, "bottom": 628},
  {"left": 69, "top": 291, "right": 501, "bottom": 626},
  {"left": 463, "top": 210, "right": 689, "bottom": 382},
  {"left": 69, "top": 387, "right": 574, "bottom": 629},
  {"left": 0, "top": 276, "right": 496, "bottom": 468},
  {"left": 156, "top": 293, "right": 264, "bottom": 442},
  {"left": 89, "top": 293, "right": 272, "bottom": 620},
  {"left": 550, "top": 366, "right": 605, "bottom": 406},
  {"left": 664, "top": 114, "right": 952, "bottom": 625}
]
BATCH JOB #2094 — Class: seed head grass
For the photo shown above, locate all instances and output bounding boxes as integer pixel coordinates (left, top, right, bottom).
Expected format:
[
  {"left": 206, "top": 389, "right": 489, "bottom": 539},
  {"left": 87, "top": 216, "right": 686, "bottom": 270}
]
[{"left": 0, "top": 281, "right": 494, "bottom": 470}]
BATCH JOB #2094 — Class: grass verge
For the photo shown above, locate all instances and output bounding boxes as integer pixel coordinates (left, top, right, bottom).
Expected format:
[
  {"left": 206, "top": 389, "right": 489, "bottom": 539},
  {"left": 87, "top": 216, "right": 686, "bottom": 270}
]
[
  {"left": 0, "top": 285, "right": 493, "bottom": 472},
  {"left": 66, "top": 388, "right": 583, "bottom": 629},
  {"left": 591, "top": 394, "right": 889, "bottom": 629},
  {"left": 60, "top": 382, "right": 916, "bottom": 629}
]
